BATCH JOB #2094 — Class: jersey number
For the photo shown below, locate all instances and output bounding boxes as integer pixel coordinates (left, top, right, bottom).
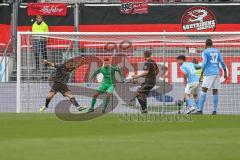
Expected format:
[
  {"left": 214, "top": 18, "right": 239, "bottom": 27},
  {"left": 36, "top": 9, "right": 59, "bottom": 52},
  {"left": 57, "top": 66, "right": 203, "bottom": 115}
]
[{"left": 210, "top": 52, "right": 218, "bottom": 63}]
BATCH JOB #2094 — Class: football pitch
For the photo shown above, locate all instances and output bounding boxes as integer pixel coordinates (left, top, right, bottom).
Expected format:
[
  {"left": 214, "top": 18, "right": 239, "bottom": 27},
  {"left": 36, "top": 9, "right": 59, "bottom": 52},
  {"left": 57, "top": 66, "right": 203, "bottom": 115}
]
[{"left": 0, "top": 113, "right": 240, "bottom": 160}]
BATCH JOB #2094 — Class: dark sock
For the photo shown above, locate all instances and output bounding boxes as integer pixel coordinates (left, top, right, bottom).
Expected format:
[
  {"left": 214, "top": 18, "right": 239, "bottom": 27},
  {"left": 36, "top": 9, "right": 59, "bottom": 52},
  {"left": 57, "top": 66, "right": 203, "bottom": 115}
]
[
  {"left": 103, "top": 97, "right": 110, "bottom": 112},
  {"left": 137, "top": 96, "right": 147, "bottom": 111},
  {"left": 91, "top": 98, "right": 97, "bottom": 109},
  {"left": 45, "top": 98, "right": 51, "bottom": 108},
  {"left": 70, "top": 98, "right": 80, "bottom": 107}
]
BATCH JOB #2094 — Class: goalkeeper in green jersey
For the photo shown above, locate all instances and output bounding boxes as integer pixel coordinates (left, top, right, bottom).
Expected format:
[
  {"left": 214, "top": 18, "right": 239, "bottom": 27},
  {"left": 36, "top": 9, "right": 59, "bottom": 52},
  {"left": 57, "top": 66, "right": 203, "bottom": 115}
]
[{"left": 88, "top": 58, "right": 124, "bottom": 113}]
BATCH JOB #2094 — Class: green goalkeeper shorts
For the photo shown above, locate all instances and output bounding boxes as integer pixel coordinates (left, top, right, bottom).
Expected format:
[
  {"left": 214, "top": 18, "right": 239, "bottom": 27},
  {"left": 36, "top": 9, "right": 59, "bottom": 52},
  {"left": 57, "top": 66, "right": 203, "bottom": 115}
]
[{"left": 97, "top": 83, "right": 115, "bottom": 94}]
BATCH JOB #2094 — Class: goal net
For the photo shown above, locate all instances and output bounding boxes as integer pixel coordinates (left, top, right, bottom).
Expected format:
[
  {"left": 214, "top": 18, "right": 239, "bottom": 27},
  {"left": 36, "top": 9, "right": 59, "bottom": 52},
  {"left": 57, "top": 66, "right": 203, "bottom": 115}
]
[{"left": 16, "top": 32, "right": 240, "bottom": 116}]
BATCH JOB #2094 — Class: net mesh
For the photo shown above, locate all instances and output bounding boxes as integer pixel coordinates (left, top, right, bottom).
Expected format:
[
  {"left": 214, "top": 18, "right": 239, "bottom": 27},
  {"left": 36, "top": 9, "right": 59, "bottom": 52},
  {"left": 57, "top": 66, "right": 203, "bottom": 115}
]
[{"left": 16, "top": 32, "right": 240, "bottom": 115}]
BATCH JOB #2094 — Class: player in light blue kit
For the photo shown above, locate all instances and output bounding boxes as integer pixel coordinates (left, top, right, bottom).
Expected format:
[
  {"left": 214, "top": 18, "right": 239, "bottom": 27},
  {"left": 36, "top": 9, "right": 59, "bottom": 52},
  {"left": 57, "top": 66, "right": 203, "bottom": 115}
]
[
  {"left": 177, "top": 55, "right": 201, "bottom": 114},
  {"left": 194, "top": 39, "right": 228, "bottom": 115}
]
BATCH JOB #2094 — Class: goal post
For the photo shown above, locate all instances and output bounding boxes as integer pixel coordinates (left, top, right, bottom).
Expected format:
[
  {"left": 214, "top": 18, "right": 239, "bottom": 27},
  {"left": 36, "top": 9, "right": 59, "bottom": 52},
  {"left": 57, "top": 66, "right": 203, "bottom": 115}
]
[
  {"left": 16, "top": 31, "right": 240, "bottom": 115},
  {"left": 16, "top": 32, "right": 21, "bottom": 113}
]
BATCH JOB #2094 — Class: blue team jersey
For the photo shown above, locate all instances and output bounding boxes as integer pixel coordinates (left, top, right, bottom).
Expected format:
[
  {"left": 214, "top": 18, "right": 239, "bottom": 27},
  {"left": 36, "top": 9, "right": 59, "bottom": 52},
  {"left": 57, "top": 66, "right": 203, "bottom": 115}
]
[
  {"left": 202, "top": 48, "right": 226, "bottom": 76},
  {"left": 180, "top": 62, "right": 199, "bottom": 84}
]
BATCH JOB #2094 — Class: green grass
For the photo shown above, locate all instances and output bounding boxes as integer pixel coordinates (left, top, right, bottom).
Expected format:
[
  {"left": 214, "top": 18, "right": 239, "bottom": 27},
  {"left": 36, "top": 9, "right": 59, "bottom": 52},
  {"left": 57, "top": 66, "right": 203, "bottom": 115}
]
[
  {"left": 0, "top": 113, "right": 240, "bottom": 160},
  {"left": 127, "top": 104, "right": 180, "bottom": 112}
]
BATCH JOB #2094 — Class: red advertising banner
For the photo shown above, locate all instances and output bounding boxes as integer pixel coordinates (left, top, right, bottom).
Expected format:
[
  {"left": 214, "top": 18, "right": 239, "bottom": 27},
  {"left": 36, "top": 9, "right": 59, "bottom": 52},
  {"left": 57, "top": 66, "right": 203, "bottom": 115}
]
[
  {"left": 27, "top": 3, "right": 67, "bottom": 16},
  {"left": 120, "top": 0, "right": 148, "bottom": 14}
]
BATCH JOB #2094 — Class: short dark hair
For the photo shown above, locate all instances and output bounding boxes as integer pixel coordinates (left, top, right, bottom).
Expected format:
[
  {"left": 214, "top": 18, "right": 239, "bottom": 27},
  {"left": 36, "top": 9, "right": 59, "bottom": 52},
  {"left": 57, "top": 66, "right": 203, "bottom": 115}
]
[
  {"left": 206, "top": 39, "right": 213, "bottom": 47},
  {"left": 176, "top": 55, "right": 186, "bottom": 61},
  {"left": 144, "top": 51, "right": 152, "bottom": 58},
  {"left": 104, "top": 58, "right": 110, "bottom": 61},
  {"left": 65, "top": 58, "right": 75, "bottom": 65},
  {"left": 192, "top": 58, "right": 198, "bottom": 64}
]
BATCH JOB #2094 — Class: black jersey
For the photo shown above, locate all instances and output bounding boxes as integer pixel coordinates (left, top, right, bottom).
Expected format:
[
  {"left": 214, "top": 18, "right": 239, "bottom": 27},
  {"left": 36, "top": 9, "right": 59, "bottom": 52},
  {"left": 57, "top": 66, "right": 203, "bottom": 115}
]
[
  {"left": 49, "top": 64, "right": 73, "bottom": 84},
  {"left": 143, "top": 59, "right": 159, "bottom": 84}
]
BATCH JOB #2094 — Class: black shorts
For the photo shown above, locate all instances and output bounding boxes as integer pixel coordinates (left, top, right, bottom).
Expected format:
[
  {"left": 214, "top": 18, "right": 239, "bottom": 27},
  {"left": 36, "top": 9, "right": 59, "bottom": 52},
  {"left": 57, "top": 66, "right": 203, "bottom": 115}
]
[
  {"left": 137, "top": 83, "right": 155, "bottom": 96},
  {"left": 50, "top": 82, "right": 70, "bottom": 95}
]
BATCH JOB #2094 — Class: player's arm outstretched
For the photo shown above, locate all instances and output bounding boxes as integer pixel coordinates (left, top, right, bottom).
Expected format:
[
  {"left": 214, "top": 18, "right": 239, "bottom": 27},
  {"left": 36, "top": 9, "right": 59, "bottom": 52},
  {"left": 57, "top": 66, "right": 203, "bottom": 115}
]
[
  {"left": 43, "top": 59, "right": 56, "bottom": 67},
  {"left": 115, "top": 67, "right": 125, "bottom": 83},
  {"left": 89, "top": 68, "right": 101, "bottom": 83},
  {"left": 132, "top": 70, "right": 149, "bottom": 79},
  {"left": 74, "top": 57, "right": 86, "bottom": 70},
  {"left": 132, "top": 64, "right": 150, "bottom": 80}
]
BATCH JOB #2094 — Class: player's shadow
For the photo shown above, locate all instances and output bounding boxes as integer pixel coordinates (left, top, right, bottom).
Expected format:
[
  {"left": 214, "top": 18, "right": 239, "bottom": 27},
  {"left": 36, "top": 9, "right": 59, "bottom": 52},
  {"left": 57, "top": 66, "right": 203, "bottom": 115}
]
[
  {"left": 55, "top": 85, "right": 119, "bottom": 121},
  {"left": 115, "top": 81, "right": 173, "bottom": 105},
  {"left": 55, "top": 80, "right": 173, "bottom": 121}
]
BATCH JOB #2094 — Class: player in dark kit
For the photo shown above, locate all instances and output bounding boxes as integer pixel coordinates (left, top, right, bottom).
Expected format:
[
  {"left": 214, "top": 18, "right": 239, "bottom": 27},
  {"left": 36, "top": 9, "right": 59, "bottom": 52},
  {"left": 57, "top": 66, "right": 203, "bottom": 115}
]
[
  {"left": 132, "top": 51, "right": 159, "bottom": 113},
  {"left": 39, "top": 57, "right": 88, "bottom": 112}
]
